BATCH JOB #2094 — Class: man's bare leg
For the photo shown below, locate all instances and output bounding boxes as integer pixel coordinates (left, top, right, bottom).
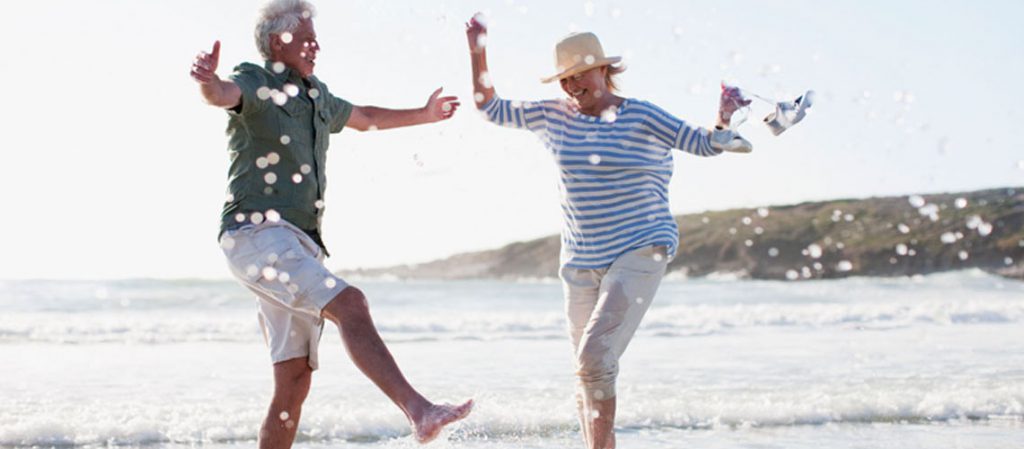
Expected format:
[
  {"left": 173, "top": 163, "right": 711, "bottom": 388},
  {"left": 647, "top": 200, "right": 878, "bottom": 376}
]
[
  {"left": 587, "top": 396, "right": 616, "bottom": 449},
  {"left": 321, "top": 286, "right": 473, "bottom": 443},
  {"left": 259, "top": 358, "right": 313, "bottom": 449}
]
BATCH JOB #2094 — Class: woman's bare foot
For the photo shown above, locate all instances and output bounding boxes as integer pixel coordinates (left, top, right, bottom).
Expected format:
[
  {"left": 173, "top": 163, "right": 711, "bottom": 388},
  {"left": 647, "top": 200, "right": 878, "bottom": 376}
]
[{"left": 412, "top": 399, "right": 474, "bottom": 444}]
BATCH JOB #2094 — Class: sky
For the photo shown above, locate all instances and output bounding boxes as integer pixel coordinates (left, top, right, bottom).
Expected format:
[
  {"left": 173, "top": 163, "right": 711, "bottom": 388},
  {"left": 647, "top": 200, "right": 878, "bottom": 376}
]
[{"left": 0, "top": 0, "right": 1021, "bottom": 280}]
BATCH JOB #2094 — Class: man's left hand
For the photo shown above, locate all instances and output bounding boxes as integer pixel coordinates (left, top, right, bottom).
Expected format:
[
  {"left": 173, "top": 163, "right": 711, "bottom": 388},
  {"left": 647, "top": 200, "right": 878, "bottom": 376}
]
[{"left": 424, "top": 87, "right": 460, "bottom": 122}]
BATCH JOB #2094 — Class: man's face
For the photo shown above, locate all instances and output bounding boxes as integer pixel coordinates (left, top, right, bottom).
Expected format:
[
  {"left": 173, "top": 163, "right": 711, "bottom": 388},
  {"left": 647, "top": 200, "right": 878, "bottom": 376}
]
[{"left": 272, "top": 18, "right": 319, "bottom": 78}]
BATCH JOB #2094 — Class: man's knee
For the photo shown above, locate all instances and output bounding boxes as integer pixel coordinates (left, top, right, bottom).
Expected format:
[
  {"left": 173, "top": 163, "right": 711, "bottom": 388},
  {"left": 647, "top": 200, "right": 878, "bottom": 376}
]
[
  {"left": 575, "top": 347, "right": 618, "bottom": 400},
  {"left": 272, "top": 359, "right": 313, "bottom": 405},
  {"left": 322, "top": 286, "right": 368, "bottom": 324}
]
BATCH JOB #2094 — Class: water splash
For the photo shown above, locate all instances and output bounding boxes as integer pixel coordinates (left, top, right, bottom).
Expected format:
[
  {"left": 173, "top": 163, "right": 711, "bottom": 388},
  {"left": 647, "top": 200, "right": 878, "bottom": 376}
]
[
  {"left": 807, "top": 244, "right": 823, "bottom": 259},
  {"left": 600, "top": 108, "right": 618, "bottom": 123},
  {"left": 257, "top": 87, "right": 272, "bottom": 101},
  {"left": 978, "top": 223, "right": 993, "bottom": 237}
]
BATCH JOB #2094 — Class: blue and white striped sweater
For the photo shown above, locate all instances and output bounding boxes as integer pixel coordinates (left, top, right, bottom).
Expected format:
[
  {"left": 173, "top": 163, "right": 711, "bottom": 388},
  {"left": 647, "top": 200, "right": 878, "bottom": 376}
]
[{"left": 483, "top": 97, "right": 721, "bottom": 269}]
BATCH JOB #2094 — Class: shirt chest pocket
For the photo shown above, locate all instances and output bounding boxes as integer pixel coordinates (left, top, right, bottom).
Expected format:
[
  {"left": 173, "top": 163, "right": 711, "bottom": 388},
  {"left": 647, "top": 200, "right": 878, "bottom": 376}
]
[
  {"left": 277, "top": 101, "right": 316, "bottom": 144},
  {"left": 316, "top": 108, "right": 331, "bottom": 132}
]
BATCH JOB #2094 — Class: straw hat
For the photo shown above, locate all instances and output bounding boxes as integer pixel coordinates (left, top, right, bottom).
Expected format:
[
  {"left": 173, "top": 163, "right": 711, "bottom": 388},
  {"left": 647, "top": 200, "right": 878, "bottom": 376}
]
[{"left": 541, "top": 32, "right": 622, "bottom": 84}]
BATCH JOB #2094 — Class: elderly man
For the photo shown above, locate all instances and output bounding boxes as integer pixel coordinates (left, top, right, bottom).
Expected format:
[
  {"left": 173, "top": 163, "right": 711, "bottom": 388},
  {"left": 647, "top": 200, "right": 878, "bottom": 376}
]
[{"left": 189, "top": 1, "right": 471, "bottom": 447}]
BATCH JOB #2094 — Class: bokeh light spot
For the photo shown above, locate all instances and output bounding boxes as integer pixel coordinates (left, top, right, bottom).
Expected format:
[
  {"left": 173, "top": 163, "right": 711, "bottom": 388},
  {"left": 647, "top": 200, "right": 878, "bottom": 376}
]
[
  {"left": 266, "top": 209, "right": 281, "bottom": 222},
  {"left": 257, "top": 87, "right": 272, "bottom": 101},
  {"left": 262, "top": 266, "right": 278, "bottom": 281}
]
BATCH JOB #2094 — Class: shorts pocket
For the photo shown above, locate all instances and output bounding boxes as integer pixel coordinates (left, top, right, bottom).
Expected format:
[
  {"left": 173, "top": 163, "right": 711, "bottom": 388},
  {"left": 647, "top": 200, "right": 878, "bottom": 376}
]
[{"left": 613, "top": 246, "right": 668, "bottom": 276}]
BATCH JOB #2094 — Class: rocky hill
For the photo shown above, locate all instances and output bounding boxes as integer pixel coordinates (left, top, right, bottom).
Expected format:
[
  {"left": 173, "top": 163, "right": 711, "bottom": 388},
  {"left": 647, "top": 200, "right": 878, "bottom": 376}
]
[{"left": 341, "top": 187, "right": 1024, "bottom": 281}]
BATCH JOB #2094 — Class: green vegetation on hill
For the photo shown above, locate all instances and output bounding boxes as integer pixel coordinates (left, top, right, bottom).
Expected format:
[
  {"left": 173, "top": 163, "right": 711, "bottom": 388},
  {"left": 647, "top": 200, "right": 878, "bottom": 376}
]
[{"left": 343, "top": 187, "right": 1023, "bottom": 281}]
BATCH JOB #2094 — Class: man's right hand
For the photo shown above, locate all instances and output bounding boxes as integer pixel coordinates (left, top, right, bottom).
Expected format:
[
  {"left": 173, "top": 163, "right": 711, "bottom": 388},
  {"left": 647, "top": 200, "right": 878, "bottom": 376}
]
[
  {"left": 190, "top": 41, "right": 241, "bottom": 109},
  {"left": 191, "top": 41, "right": 222, "bottom": 84}
]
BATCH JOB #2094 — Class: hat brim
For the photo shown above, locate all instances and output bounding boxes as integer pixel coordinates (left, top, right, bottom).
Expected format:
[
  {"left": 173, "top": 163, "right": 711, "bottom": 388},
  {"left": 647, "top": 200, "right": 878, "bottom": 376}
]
[{"left": 541, "top": 56, "right": 622, "bottom": 84}]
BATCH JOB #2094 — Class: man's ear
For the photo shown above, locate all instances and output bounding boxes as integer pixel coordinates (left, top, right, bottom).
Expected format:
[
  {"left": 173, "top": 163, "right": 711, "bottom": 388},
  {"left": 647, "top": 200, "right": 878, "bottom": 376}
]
[{"left": 269, "top": 34, "right": 283, "bottom": 56}]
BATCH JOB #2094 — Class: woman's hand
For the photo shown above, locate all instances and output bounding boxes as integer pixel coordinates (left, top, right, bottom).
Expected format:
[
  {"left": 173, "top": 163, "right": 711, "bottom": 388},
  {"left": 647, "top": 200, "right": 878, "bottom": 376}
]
[
  {"left": 718, "top": 83, "right": 751, "bottom": 127},
  {"left": 466, "top": 13, "right": 488, "bottom": 54}
]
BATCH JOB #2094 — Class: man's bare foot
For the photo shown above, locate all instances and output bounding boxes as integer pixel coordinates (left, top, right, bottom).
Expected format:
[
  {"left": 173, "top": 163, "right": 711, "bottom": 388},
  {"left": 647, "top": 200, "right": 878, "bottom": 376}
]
[{"left": 412, "top": 399, "right": 474, "bottom": 444}]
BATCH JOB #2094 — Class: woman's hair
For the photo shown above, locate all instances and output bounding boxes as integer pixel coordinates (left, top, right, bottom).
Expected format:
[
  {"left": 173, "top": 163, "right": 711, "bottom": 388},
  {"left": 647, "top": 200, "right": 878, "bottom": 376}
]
[
  {"left": 604, "top": 64, "right": 627, "bottom": 92},
  {"left": 255, "top": 0, "right": 317, "bottom": 60}
]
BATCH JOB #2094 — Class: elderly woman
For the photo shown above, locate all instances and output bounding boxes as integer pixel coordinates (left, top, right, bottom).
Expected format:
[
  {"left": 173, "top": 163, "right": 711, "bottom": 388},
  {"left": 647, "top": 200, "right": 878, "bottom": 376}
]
[{"left": 465, "top": 15, "right": 749, "bottom": 449}]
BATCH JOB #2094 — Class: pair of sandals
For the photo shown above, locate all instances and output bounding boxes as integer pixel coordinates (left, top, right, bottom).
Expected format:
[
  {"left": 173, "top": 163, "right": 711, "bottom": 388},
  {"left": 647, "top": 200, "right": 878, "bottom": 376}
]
[{"left": 712, "top": 86, "right": 816, "bottom": 153}]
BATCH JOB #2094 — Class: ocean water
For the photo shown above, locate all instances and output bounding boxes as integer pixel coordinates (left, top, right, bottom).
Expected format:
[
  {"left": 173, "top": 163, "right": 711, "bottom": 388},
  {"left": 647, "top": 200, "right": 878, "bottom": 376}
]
[{"left": 2, "top": 270, "right": 1023, "bottom": 448}]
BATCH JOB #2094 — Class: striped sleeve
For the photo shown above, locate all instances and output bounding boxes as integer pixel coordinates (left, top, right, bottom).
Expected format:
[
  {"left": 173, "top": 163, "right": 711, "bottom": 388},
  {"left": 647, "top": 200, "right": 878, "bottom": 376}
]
[
  {"left": 481, "top": 97, "right": 549, "bottom": 133},
  {"left": 635, "top": 101, "right": 722, "bottom": 157}
]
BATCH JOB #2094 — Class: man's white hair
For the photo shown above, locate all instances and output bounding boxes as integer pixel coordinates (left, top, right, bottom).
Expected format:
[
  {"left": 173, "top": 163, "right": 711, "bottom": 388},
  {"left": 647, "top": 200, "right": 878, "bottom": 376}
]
[{"left": 255, "top": 0, "right": 317, "bottom": 60}]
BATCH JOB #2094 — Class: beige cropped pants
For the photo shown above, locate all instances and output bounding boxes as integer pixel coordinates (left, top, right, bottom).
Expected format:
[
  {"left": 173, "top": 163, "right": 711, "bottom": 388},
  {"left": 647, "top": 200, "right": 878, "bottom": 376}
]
[{"left": 560, "top": 245, "right": 668, "bottom": 400}]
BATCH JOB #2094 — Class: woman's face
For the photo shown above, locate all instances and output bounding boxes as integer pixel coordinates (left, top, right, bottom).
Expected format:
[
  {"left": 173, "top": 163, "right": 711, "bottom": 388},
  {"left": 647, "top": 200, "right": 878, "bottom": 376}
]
[{"left": 560, "top": 66, "right": 609, "bottom": 110}]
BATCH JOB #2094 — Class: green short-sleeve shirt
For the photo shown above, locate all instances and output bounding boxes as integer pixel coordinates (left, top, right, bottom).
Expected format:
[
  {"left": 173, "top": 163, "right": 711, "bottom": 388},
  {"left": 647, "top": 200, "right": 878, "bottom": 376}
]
[{"left": 219, "top": 61, "right": 353, "bottom": 252}]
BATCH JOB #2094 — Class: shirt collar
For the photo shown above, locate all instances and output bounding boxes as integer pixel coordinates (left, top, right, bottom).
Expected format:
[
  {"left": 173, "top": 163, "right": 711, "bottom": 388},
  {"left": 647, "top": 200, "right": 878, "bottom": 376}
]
[{"left": 263, "top": 60, "right": 304, "bottom": 83}]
